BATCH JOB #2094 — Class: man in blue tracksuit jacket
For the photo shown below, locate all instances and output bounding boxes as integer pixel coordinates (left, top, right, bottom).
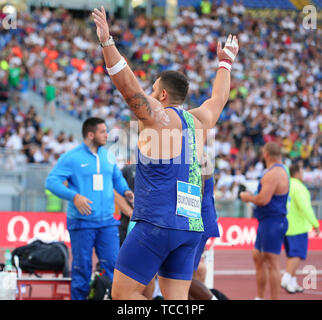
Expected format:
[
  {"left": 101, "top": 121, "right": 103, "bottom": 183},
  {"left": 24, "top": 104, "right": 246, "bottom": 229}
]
[{"left": 45, "top": 117, "right": 133, "bottom": 300}]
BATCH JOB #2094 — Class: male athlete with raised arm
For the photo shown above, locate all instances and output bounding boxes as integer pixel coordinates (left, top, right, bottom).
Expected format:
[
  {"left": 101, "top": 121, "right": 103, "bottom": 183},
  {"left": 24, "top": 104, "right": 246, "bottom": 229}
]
[{"left": 92, "top": 6, "right": 239, "bottom": 300}]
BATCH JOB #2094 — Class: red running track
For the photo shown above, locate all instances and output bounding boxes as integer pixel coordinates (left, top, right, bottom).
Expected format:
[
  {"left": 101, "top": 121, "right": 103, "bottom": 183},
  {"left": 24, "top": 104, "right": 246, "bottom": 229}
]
[
  {"left": 212, "top": 249, "right": 322, "bottom": 300},
  {"left": 4, "top": 248, "right": 321, "bottom": 300}
]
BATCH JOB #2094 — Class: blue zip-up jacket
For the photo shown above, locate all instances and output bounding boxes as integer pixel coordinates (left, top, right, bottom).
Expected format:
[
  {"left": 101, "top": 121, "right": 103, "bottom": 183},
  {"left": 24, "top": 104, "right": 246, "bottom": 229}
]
[{"left": 45, "top": 143, "right": 130, "bottom": 230}]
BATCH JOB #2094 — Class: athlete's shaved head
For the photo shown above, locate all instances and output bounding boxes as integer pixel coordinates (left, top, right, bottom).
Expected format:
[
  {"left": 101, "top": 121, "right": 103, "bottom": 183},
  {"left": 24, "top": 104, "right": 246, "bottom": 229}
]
[{"left": 263, "top": 142, "right": 281, "bottom": 159}]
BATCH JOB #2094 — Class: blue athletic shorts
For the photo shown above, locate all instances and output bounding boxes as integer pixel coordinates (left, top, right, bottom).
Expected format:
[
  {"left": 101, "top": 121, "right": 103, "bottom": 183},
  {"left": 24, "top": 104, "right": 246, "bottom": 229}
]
[
  {"left": 254, "top": 217, "right": 288, "bottom": 254},
  {"left": 193, "top": 234, "right": 209, "bottom": 271},
  {"left": 284, "top": 233, "right": 308, "bottom": 260},
  {"left": 115, "top": 220, "right": 202, "bottom": 285}
]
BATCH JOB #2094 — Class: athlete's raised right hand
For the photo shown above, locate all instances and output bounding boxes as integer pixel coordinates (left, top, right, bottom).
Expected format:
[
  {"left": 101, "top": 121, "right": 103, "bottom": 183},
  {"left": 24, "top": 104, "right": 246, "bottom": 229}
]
[
  {"left": 73, "top": 194, "right": 93, "bottom": 215},
  {"left": 92, "top": 6, "right": 110, "bottom": 43}
]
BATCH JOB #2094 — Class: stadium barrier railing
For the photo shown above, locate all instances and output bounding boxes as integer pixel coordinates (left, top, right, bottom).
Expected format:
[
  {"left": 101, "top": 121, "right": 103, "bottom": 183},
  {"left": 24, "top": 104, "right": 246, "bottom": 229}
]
[{"left": 0, "top": 148, "right": 321, "bottom": 218}]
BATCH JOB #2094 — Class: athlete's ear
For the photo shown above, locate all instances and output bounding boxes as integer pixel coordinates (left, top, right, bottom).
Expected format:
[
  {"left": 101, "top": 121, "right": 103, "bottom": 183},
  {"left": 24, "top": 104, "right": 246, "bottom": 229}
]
[{"left": 160, "top": 89, "right": 168, "bottom": 102}]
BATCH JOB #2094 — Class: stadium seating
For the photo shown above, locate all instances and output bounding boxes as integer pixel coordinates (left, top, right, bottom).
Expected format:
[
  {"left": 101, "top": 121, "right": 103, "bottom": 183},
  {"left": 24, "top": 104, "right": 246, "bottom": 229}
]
[
  {"left": 153, "top": 0, "right": 297, "bottom": 9},
  {"left": 1, "top": 4, "right": 321, "bottom": 192},
  {"left": 243, "top": 0, "right": 295, "bottom": 9},
  {"left": 311, "top": 0, "right": 322, "bottom": 8},
  {"left": 152, "top": 0, "right": 166, "bottom": 7}
]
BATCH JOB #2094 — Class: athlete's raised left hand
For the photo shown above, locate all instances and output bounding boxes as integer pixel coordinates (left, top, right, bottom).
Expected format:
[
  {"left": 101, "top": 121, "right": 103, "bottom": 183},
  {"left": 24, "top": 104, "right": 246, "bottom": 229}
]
[{"left": 217, "top": 34, "right": 239, "bottom": 63}]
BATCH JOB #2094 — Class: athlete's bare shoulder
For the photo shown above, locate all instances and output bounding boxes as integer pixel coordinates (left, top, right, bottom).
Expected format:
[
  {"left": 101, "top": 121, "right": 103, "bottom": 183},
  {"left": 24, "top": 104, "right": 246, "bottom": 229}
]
[{"left": 263, "top": 165, "right": 289, "bottom": 195}]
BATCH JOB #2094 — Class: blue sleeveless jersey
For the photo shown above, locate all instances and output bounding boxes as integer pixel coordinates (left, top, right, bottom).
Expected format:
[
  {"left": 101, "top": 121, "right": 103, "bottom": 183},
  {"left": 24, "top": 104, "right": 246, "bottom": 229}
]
[
  {"left": 132, "top": 107, "right": 204, "bottom": 232},
  {"left": 202, "top": 177, "right": 220, "bottom": 238},
  {"left": 253, "top": 164, "right": 289, "bottom": 221}
]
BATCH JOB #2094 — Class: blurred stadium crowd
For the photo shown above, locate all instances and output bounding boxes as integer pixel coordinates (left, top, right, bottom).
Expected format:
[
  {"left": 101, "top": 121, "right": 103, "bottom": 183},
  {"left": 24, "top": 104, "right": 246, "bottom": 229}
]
[{"left": 0, "top": 0, "right": 321, "bottom": 200}]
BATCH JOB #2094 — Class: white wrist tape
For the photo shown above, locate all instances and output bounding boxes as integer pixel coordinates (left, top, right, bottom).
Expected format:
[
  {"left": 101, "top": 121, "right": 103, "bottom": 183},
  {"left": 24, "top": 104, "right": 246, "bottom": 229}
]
[
  {"left": 106, "top": 57, "right": 127, "bottom": 76},
  {"left": 223, "top": 47, "right": 236, "bottom": 61},
  {"left": 218, "top": 61, "right": 232, "bottom": 72}
]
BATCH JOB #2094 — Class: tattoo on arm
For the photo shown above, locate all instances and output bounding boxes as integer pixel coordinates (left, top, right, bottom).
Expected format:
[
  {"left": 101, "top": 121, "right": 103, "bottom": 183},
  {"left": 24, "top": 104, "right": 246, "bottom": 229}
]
[
  {"left": 125, "top": 93, "right": 170, "bottom": 125},
  {"left": 125, "top": 93, "right": 152, "bottom": 120}
]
